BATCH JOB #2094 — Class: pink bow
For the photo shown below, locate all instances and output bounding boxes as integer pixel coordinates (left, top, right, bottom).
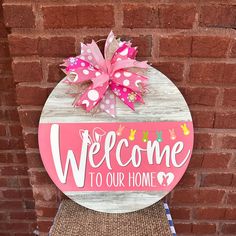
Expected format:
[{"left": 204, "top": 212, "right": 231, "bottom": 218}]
[{"left": 61, "top": 31, "right": 148, "bottom": 117}]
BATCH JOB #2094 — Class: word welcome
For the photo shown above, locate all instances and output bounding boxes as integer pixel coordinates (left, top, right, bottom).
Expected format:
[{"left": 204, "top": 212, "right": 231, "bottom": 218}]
[{"left": 50, "top": 124, "right": 190, "bottom": 188}]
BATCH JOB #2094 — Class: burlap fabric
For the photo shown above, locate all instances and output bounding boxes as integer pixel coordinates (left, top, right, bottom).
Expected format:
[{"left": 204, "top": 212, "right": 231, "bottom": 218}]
[{"left": 50, "top": 199, "right": 172, "bottom": 236}]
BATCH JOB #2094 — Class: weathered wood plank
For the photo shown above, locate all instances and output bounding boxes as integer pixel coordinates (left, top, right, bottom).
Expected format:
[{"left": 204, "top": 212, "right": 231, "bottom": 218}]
[
  {"left": 65, "top": 191, "right": 168, "bottom": 213},
  {"left": 40, "top": 67, "right": 192, "bottom": 123}
]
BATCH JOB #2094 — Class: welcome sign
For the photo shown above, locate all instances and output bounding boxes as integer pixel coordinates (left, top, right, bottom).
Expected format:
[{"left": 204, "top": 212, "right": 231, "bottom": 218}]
[
  {"left": 39, "top": 122, "right": 193, "bottom": 191},
  {"left": 38, "top": 67, "right": 193, "bottom": 213}
]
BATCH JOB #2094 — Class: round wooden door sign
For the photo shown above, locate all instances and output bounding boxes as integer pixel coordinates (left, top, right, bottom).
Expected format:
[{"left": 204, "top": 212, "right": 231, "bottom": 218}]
[{"left": 38, "top": 67, "right": 193, "bottom": 213}]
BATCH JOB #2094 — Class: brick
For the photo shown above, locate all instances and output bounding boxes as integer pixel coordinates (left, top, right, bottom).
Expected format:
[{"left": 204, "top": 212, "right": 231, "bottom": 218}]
[
  {"left": 33, "top": 186, "right": 57, "bottom": 202},
  {"left": 0, "top": 212, "right": 7, "bottom": 221},
  {"left": 16, "top": 86, "right": 48, "bottom": 106},
  {"left": 201, "top": 173, "right": 233, "bottom": 187},
  {"left": 6, "top": 177, "right": 19, "bottom": 188},
  {"left": 10, "top": 211, "right": 35, "bottom": 220},
  {"left": 21, "top": 189, "right": 34, "bottom": 199},
  {"left": 171, "top": 189, "right": 224, "bottom": 204},
  {"left": 159, "top": 4, "right": 196, "bottom": 29},
  {"left": 225, "top": 208, "right": 236, "bottom": 220},
  {"left": 159, "top": 36, "right": 192, "bottom": 57},
  {"left": 13, "top": 61, "right": 43, "bottom": 82},
  {"left": 223, "top": 88, "right": 236, "bottom": 107},
  {"left": 194, "top": 133, "right": 214, "bottom": 150},
  {"left": 36, "top": 207, "right": 57, "bottom": 217},
  {"left": 6, "top": 109, "right": 20, "bottom": 122},
  {"left": 19, "top": 178, "right": 31, "bottom": 188},
  {"left": 214, "top": 112, "right": 236, "bottom": 129},
  {"left": 0, "top": 222, "right": 10, "bottom": 231},
  {"left": 192, "top": 223, "right": 216, "bottom": 234},
  {"left": 2, "top": 189, "right": 21, "bottom": 199},
  {"left": 0, "top": 138, "right": 10, "bottom": 150},
  {"left": 9, "top": 124, "right": 22, "bottom": 136},
  {"left": 10, "top": 222, "right": 29, "bottom": 232},
  {"left": 27, "top": 153, "right": 44, "bottom": 169},
  {"left": 0, "top": 77, "right": 14, "bottom": 91},
  {"left": 194, "top": 207, "right": 226, "bottom": 220},
  {"left": 3, "top": 4, "right": 35, "bottom": 28},
  {"left": 227, "top": 192, "right": 236, "bottom": 205},
  {"left": 123, "top": 5, "right": 159, "bottom": 28},
  {"left": 0, "top": 21, "right": 8, "bottom": 38},
  {"left": 0, "top": 42, "right": 10, "bottom": 57},
  {"left": 18, "top": 109, "right": 41, "bottom": 128},
  {"left": 0, "top": 137, "right": 24, "bottom": 150},
  {"left": 153, "top": 62, "right": 184, "bottom": 82},
  {"left": 8, "top": 35, "right": 39, "bottom": 56},
  {"left": 188, "top": 153, "right": 203, "bottom": 169},
  {"left": 3, "top": 92, "right": 17, "bottom": 106},
  {"left": 79, "top": 5, "right": 114, "bottom": 28},
  {"left": 38, "top": 220, "right": 53, "bottom": 233},
  {"left": 0, "top": 60, "right": 12, "bottom": 77},
  {"left": 200, "top": 5, "right": 236, "bottom": 28},
  {"left": 39, "top": 36, "right": 75, "bottom": 57},
  {"left": 222, "top": 223, "right": 236, "bottom": 234},
  {"left": 15, "top": 153, "right": 27, "bottom": 164},
  {"left": 0, "top": 124, "right": 6, "bottom": 136},
  {"left": 0, "top": 201, "right": 23, "bottom": 210},
  {"left": 120, "top": 35, "right": 152, "bottom": 57},
  {"left": 24, "top": 199, "right": 35, "bottom": 209},
  {"left": 174, "top": 223, "right": 192, "bottom": 234},
  {"left": 48, "top": 63, "right": 65, "bottom": 82},
  {"left": 231, "top": 39, "right": 236, "bottom": 57},
  {"left": 191, "top": 110, "right": 214, "bottom": 128},
  {"left": 169, "top": 207, "right": 190, "bottom": 220},
  {"left": 220, "top": 134, "right": 236, "bottom": 149},
  {"left": 192, "top": 36, "right": 230, "bottom": 58},
  {"left": 43, "top": 5, "right": 114, "bottom": 29},
  {"left": 0, "top": 166, "right": 28, "bottom": 176},
  {"left": 189, "top": 63, "right": 236, "bottom": 85},
  {"left": 29, "top": 170, "right": 53, "bottom": 185},
  {"left": 177, "top": 172, "right": 196, "bottom": 187},
  {"left": 0, "top": 154, "right": 12, "bottom": 164},
  {"left": 201, "top": 153, "right": 231, "bottom": 169},
  {"left": 24, "top": 133, "right": 38, "bottom": 149}
]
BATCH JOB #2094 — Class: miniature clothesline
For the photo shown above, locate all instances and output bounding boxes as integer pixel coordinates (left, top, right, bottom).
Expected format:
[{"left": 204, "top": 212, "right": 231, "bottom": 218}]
[{"left": 113, "top": 123, "right": 191, "bottom": 142}]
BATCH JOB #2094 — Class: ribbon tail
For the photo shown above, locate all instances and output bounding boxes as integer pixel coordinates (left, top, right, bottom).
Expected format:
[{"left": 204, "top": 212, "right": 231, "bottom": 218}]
[
  {"left": 74, "top": 81, "right": 109, "bottom": 112},
  {"left": 104, "top": 31, "right": 118, "bottom": 60},
  {"left": 110, "top": 82, "right": 143, "bottom": 111},
  {"left": 88, "top": 40, "right": 106, "bottom": 71},
  {"left": 99, "top": 89, "right": 116, "bottom": 117}
]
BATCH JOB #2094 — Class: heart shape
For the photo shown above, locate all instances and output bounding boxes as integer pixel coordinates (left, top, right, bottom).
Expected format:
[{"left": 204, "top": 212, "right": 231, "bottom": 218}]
[{"left": 157, "top": 172, "right": 175, "bottom": 186}]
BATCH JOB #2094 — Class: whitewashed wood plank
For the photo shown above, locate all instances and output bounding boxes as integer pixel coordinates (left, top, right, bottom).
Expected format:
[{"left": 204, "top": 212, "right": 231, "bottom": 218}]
[{"left": 40, "top": 67, "right": 192, "bottom": 123}]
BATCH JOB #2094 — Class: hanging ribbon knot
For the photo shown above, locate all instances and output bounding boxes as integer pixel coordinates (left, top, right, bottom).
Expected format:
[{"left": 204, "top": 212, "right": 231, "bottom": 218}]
[{"left": 61, "top": 31, "right": 149, "bottom": 117}]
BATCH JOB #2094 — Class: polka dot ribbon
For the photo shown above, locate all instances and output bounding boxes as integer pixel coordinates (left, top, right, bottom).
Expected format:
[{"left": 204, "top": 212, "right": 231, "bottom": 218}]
[{"left": 61, "top": 31, "right": 149, "bottom": 117}]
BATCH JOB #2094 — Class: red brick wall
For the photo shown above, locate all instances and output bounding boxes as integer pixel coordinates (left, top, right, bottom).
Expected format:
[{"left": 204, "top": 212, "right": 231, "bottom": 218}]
[
  {"left": 2, "top": 1, "right": 236, "bottom": 235},
  {"left": 0, "top": 0, "right": 37, "bottom": 235}
]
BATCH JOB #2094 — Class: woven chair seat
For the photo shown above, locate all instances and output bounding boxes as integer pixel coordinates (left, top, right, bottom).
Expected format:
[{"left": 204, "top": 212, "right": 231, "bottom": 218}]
[{"left": 50, "top": 199, "right": 172, "bottom": 236}]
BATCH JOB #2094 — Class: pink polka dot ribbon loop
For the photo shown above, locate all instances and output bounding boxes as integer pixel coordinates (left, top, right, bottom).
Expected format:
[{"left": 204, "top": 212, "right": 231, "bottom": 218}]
[{"left": 61, "top": 31, "right": 149, "bottom": 117}]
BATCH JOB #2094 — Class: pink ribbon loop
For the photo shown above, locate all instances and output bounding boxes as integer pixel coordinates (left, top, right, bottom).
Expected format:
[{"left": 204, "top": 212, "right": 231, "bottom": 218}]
[{"left": 61, "top": 31, "right": 149, "bottom": 117}]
